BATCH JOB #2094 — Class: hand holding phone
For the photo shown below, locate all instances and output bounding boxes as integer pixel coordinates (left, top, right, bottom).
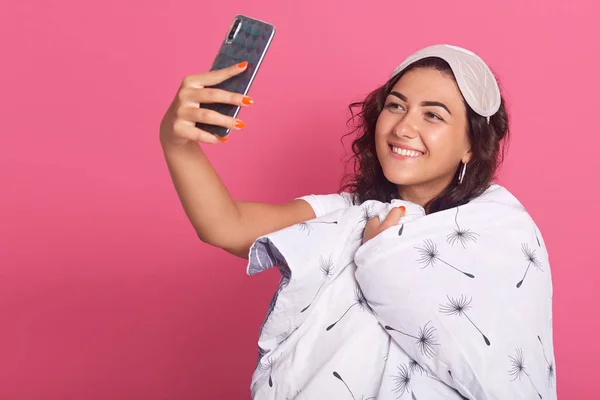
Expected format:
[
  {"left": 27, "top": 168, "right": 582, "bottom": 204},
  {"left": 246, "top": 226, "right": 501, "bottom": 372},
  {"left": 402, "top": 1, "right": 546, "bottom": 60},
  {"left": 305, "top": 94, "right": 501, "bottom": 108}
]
[
  {"left": 159, "top": 62, "right": 254, "bottom": 146},
  {"left": 197, "top": 15, "right": 276, "bottom": 138},
  {"left": 159, "top": 15, "right": 276, "bottom": 146}
]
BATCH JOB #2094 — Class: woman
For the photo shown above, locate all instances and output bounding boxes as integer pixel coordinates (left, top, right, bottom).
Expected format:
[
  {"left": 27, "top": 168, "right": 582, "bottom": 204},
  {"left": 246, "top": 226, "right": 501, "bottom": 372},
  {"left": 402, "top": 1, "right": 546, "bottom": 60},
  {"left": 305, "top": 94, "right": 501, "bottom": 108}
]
[{"left": 160, "top": 44, "right": 556, "bottom": 399}]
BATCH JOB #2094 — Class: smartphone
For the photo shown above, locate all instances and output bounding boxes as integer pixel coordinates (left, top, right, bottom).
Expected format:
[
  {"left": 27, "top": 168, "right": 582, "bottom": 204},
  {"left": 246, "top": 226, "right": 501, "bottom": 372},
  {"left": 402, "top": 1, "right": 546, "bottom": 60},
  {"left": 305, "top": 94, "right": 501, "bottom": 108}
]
[{"left": 196, "top": 15, "right": 276, "bottom": 138}]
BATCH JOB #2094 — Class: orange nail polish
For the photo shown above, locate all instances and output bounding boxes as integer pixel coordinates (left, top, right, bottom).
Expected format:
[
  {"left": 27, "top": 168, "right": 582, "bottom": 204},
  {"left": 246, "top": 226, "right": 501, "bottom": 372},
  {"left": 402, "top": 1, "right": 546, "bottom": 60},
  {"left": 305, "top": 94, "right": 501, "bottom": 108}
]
[
  {"left": 242, "top": 96, "right": 253, "bottom": 105},
  {"left": 219, "top": 137, "right": 228, "bottom": 143},
  {"left": 234, "top": 120, "right": 245, "bottom": 129},
  {"left": 398, "top": 206, "right": 406, "bottom": 212},
  {"left": 237, "top": 61, "right": 248, "bottom": 69}
]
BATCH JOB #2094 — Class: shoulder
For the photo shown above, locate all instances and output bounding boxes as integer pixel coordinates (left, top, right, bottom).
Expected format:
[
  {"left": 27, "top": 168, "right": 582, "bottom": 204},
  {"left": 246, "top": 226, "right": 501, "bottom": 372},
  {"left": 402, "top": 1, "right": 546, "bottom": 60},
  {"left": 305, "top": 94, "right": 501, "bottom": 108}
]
[
  {"left": 468, "top": 183, "right": 540, "bottom": 228},
  {"left": 470, "top": 183, "right": 525, "bottom": 209},
  {"left": 296, "top": 191, "right": 357, "bottom": 218}
]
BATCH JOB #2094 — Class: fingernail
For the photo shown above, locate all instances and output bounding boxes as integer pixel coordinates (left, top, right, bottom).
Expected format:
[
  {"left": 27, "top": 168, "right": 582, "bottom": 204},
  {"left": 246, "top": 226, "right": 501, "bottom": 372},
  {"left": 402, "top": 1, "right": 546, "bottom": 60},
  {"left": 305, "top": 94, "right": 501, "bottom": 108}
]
[
  {"left": 242, "top": 96, "right": 253, "bottom": 106},
  {"left": 234, "top": 120, "right": 245, "bottom": 129},
  {"left": 237, "top": 61, "right": 248, "bottom": 69},
  {"left": 398, "top": 206, "right": 406, "bottom": 212},
  {"left": 219, "top": 137, "right": 228, "bottom": 143}
]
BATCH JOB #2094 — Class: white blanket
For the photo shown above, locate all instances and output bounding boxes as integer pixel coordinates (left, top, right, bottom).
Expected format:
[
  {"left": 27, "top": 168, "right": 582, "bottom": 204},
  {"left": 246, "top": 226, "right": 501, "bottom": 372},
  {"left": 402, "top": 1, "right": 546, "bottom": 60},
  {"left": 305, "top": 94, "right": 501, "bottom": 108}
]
[{"left": 246, "top": 184, "right": 556, "bottom": 400}]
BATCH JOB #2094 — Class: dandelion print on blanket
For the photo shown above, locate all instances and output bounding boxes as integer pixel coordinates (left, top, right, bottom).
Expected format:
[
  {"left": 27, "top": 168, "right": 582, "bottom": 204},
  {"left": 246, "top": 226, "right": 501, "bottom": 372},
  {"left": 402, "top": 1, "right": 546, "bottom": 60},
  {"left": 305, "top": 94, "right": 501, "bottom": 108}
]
[
  {"left": 384, "top": 322, "right": 439, "bottom": 358},
  {"left": 508, "top": 348, "right": 543, "bottom": 399},
  {"left": 440, "top": 295, "right": 491, "bottom": 346},
  {"left": 446, "top": 207, "right": 479, "bottom": 248},
  {"left": 301, "top": 255, "right": 335, "bottom": 313},
  {"left": 415, "top": 239, "right": 475, "bottom": 278},
  {"left": 326, "top": 285, "right": 374, "bottom": 331},
  {"left": 516, "top": 243, "right": 543, "bottom": 288}
]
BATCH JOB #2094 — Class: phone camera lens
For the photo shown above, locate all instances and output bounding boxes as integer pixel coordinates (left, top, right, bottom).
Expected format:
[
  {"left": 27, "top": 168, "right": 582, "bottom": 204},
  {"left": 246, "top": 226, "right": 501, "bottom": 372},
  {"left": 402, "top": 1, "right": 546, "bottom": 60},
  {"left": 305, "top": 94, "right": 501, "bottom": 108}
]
[{"left": 227, "top": 19, "right": 241, "bottom": 42}]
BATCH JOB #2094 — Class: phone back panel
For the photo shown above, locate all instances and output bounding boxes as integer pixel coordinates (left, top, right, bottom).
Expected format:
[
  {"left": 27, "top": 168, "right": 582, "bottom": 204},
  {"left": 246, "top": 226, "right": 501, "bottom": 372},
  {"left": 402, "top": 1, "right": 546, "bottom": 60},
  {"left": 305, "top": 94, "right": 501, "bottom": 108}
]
[{"left": 196, "top": 15, "right": 275, "bottom": 137}]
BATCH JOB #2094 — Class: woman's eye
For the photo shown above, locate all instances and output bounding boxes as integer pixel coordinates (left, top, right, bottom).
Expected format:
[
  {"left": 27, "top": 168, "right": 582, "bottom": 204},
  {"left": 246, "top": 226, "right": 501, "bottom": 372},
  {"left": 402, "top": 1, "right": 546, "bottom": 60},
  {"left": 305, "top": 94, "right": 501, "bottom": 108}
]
[
  {"left": 386, "top": 102, "right": 404, "bottom": 112},
  {"left": 426, "top": 112, "right": 443, "bottom": 121}
]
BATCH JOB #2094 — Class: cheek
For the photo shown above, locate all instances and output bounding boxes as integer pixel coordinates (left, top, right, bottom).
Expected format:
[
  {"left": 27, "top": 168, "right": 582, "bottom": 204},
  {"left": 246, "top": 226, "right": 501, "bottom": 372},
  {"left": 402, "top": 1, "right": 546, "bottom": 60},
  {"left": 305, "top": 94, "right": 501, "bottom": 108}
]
[
  {"left": 374, "top": 115, "right": 389, "bottom": 149},
  {"left": 423, "top": 129, "right": 465, "bottom": 158},
  {"left": 374, "top": 114, "right": 386, "bottom": 139},
  {"left": 422, "top": 132, "right": 444, "bottom": 155}
]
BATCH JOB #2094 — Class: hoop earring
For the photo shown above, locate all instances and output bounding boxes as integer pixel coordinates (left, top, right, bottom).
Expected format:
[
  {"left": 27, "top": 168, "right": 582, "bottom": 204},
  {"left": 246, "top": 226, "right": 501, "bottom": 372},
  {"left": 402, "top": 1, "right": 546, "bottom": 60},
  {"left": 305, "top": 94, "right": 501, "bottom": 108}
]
[{"left": 458, "top": 162, "right": 467, "bottom": 185}]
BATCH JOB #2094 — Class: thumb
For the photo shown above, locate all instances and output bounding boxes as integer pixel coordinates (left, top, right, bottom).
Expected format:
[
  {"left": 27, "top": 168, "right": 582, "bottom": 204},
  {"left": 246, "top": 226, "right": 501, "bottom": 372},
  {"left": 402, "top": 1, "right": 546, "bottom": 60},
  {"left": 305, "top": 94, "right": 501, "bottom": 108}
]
[
  {"left": 364, "top": 215, "right": 381, "bottom": 230},
  {"left": 379, "top": 206, "right": 406, "bottom": 230}
]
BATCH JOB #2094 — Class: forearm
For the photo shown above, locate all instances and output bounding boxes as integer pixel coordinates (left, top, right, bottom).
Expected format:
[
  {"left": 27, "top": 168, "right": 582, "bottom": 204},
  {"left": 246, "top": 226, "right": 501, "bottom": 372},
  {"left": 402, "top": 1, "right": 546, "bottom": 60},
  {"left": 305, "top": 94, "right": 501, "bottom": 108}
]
[
  {"left": 161, "top": 139, "right": 242, "bottom": 247},
  {"left": 161, "top": 140, "right": 316, "bottom": 258}
]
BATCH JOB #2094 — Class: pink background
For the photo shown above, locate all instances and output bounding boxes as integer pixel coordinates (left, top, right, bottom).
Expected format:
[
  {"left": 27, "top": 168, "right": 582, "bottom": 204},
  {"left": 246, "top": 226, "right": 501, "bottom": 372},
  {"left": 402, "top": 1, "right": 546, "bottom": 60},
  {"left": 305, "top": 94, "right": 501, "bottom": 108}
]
[{"left": 1, "top": 0, "right": 598, "bottom": 398}]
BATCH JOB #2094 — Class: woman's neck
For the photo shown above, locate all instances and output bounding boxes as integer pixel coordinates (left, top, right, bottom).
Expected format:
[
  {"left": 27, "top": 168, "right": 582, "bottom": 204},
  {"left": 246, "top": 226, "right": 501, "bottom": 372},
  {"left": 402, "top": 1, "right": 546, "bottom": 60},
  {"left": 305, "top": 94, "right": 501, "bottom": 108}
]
[{"left": 397, "top": 181, "right": 449, "bottom": 209}]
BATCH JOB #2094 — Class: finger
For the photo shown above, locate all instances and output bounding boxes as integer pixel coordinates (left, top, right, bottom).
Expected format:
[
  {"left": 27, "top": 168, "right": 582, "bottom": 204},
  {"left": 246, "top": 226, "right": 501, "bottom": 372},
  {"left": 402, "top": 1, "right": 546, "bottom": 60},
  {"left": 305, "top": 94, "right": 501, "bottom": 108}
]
[
  {"left": 362, "top": 216, "right": 381, "bottom": 243},
  {"left": 365, "top": 215, "right": 381, "bottom": 228},
  {"left": 176, "top": 122, "right": 221, "bottom": 144},
  {"left": 179, "top": 87, "right": 253, "bottom": 107},
  {"left": 178, "top": 106, "right": 245, "bottom": 132},
  {"left": 182, "top": 61, "right": 249, "bottom": 88},
  {"left": 364, "top": 215, "right": 381, "bottom": 235},
  {"left": 379, "top": 206, "right": 406, "bottom": 230}
]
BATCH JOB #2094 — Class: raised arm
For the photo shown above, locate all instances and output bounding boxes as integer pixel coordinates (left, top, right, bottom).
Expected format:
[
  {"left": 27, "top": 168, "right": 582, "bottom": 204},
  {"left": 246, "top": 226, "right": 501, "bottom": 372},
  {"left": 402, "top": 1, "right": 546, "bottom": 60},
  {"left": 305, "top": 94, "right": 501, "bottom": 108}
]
[{"left": 160, "top": 63, "right": 315, "bottom": 258}]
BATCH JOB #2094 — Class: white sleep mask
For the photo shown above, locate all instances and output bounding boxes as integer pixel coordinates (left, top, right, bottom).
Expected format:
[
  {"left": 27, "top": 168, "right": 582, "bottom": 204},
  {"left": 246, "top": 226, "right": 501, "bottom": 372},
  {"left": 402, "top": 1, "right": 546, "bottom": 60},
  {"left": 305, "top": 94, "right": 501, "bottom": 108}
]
[{"left": 391, "top": 44, "right": 501, "bottom": 121}]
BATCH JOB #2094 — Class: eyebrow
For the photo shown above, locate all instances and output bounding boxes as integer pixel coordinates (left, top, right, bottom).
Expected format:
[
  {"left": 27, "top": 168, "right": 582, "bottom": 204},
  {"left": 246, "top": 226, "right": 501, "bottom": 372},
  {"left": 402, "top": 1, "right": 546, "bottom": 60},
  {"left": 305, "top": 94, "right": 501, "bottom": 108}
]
[{"left": 388, "top": 91, "right": 452, "bottom": 115}]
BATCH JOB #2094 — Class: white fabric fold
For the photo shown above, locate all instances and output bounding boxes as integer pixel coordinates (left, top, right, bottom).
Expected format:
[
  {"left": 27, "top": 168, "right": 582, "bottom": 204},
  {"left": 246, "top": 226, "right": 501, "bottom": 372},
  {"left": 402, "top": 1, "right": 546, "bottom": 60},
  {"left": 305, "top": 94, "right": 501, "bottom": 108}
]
[{"left": 246, "top": 184, "right": 556, "bottom": 400}]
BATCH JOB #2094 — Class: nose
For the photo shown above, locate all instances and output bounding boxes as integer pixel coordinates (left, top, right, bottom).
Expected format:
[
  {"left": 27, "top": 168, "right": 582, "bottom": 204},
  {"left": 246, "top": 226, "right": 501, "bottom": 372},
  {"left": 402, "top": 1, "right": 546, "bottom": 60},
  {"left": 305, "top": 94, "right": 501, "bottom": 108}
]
[{"left": 392, "top": 112, "right": 419, "bottom": 139}]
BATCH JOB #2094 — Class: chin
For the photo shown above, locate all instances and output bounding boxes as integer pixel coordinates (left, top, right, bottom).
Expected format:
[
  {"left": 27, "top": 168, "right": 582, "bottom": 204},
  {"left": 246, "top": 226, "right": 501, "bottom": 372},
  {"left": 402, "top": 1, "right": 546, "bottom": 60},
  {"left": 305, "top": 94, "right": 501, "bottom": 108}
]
[
  {"left": 377, "top": 148, "right": 427, "bottom": 186},
  {"left": 381, "top": 167, "right": 422, "bottom": 187}
]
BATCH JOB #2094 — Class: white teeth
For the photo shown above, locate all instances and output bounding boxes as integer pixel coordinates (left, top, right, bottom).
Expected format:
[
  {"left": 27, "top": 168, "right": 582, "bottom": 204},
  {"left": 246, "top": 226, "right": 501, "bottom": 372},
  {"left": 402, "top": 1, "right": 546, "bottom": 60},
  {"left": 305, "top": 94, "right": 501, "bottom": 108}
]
[{"left": 392, "top": 146, "right": 422, "bottom": 157}]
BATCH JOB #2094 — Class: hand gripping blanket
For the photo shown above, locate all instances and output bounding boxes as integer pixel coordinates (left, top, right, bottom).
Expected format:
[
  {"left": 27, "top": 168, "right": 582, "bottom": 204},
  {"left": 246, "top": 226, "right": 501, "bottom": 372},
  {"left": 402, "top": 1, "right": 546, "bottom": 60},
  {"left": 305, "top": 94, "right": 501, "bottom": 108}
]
[{"left": 246, "top": 185, "right": 556, "bottom": 400}]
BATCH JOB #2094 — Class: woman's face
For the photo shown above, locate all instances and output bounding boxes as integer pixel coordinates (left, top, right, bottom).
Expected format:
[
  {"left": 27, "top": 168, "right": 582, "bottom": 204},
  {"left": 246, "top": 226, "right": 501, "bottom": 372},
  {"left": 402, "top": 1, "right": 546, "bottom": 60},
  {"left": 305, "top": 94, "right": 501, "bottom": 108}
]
[{"left": 375, "top": 67, "right": 471, "bottom": 198}]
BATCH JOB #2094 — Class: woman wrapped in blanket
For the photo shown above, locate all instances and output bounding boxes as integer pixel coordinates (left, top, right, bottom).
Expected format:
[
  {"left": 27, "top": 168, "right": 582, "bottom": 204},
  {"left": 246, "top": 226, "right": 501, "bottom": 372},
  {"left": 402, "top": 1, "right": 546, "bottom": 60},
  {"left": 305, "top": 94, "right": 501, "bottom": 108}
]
[{"left": 160, "top": 44, "right": 556, "bottom": 399}]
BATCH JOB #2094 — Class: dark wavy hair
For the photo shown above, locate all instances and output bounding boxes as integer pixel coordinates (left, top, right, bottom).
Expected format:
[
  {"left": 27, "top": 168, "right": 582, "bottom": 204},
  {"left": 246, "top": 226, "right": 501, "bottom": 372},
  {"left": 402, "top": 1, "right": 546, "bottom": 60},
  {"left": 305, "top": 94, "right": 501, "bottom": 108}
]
[{"left": 340, "top": 57, "right": 510, "bottom": 214}]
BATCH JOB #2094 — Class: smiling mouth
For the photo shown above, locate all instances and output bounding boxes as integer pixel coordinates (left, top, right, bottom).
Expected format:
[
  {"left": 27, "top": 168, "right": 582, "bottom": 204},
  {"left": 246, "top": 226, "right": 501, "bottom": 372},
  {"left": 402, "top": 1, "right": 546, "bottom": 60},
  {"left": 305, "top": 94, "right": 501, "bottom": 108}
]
[{"left": 390, "top": 145, "right": 424, "bottom": 158}]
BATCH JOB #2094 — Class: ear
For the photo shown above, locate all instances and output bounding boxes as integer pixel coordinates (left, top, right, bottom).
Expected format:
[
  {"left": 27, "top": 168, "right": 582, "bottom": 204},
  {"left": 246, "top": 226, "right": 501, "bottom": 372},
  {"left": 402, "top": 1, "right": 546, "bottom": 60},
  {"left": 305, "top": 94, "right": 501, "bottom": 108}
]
[{"left": 462, "top": 148, "right": 473, "bottom": 164}]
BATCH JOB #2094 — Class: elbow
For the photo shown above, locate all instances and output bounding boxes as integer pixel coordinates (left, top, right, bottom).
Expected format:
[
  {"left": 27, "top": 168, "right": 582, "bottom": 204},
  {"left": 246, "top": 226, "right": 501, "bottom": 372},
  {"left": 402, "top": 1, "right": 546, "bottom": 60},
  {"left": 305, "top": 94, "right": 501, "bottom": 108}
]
[
  {"left": 196, "top": 231, "right": 210, "bottom": 243},
  {"left": 196, "top": 231, "right": 249, "bottom": 259},
  {"left": 196, "top": 230, "right": 224, "bottom": 247}
]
